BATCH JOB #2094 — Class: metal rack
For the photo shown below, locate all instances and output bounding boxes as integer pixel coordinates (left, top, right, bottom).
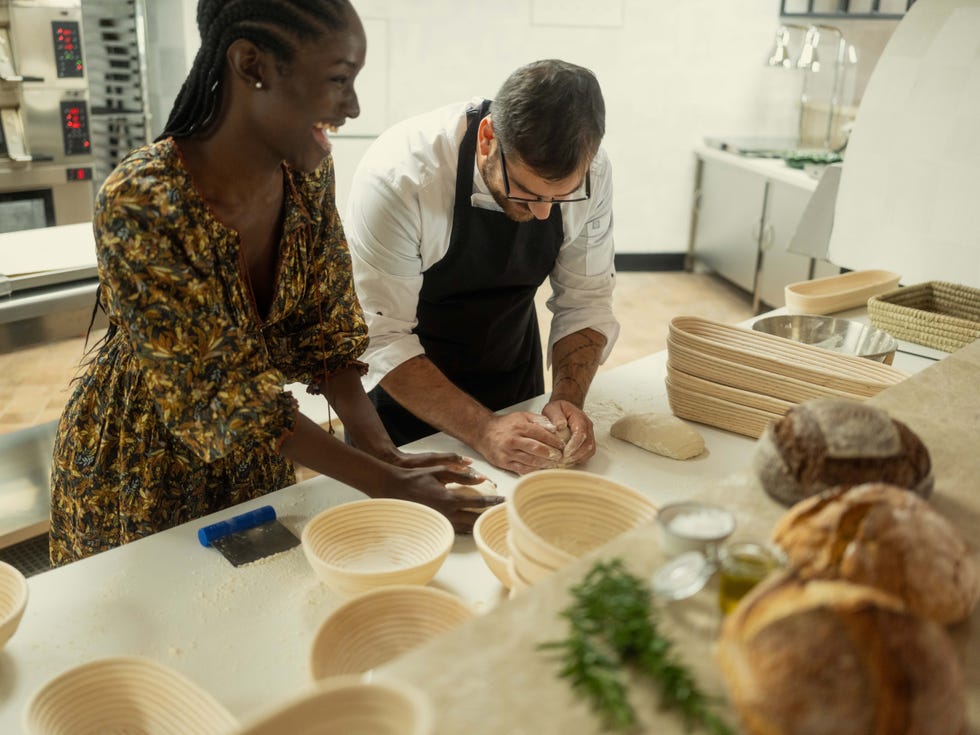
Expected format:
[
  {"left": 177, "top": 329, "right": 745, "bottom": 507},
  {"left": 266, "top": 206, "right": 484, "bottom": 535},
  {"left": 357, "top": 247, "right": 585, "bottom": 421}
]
[
  {"left": 80, "top": 0, "right": 150, "bottom": 189},
  {"left": 780, "top": 0, "right": 916, "bottom": 20}
]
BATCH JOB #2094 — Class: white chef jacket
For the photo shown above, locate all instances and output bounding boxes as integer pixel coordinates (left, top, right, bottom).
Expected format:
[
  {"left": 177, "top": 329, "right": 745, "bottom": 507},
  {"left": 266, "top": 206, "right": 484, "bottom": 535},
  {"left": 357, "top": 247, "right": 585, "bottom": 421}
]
[{"left": 344, "top": 98, "right": 620, "bottom": 392}]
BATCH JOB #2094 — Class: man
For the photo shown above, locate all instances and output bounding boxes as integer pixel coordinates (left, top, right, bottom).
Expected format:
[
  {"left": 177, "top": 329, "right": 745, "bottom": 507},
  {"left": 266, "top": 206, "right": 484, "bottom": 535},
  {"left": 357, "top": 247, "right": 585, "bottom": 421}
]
[{"left": 345, "top": 59, "right": 618, "bottom": 475}]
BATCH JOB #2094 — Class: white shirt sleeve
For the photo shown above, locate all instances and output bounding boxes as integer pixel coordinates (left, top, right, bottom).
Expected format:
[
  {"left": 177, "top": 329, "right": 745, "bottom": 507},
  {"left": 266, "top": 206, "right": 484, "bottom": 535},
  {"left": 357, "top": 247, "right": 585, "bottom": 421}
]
[
  {"left": 345, "top": 104, "right": 463, "bottom": 391},
  {"left": 543, "top": 147, "right": 620, "bottom": 367}
]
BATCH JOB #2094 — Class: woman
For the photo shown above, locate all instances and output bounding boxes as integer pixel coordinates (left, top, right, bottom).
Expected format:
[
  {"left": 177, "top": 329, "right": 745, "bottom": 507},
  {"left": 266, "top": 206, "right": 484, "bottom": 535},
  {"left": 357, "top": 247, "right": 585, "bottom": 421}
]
[{"left": 49, "top": 0, "right": 498, "bottom": 566}]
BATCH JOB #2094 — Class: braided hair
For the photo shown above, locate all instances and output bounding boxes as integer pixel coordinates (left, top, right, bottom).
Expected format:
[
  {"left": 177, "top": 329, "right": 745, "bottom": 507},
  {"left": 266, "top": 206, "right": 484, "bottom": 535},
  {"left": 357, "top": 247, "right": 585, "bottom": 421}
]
[{"left": 157, "top": 0, "right": 352, "bottom": 140}]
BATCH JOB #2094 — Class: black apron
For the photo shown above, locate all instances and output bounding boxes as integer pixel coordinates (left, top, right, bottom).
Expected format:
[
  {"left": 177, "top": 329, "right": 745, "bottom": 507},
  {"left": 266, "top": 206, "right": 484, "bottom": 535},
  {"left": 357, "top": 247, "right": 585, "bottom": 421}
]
[{"left": 369, "top": 100, "right": 564, "bottom": 446}]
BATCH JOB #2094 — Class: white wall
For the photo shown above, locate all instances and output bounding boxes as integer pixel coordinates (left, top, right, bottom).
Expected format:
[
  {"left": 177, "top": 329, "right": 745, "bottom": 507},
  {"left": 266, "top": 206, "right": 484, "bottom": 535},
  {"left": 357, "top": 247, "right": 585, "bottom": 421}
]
[{"left": 145, "top": 0, "right": 899, "bottom": 255}]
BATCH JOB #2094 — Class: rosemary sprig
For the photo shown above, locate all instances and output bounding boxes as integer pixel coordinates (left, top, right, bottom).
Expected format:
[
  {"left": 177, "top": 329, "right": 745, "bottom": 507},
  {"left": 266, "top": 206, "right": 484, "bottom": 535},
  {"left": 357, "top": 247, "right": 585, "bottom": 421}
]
[{"left": 538, "top": 559, "right": 734, "bottom": 734}]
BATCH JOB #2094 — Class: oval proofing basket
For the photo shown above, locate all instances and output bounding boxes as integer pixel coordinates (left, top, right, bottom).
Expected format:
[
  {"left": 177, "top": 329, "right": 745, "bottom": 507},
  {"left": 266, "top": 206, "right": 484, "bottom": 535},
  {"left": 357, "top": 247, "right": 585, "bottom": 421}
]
[{"left": 668, "top": 316, "right": 906, "bottom": 397}]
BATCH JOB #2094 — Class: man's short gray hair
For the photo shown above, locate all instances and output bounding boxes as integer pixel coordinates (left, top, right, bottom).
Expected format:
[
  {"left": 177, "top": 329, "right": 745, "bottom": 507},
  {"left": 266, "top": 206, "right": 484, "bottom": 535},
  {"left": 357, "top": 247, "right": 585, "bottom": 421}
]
[{"left": 491, "top": 59, "right": 605, "bottom": 180}]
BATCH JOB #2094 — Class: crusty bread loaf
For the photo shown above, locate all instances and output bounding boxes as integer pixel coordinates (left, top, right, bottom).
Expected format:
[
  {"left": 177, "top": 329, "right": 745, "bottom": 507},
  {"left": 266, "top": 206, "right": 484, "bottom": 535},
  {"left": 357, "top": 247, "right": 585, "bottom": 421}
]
[
  {"left": 772, "top": 482, "right": 979, "bottom": 624},
  {"left": 716, "top": 571, "right": 967, "bottom": 735},
  {"left": 753, "top": 398, "right": 932, "bottom": 506}
]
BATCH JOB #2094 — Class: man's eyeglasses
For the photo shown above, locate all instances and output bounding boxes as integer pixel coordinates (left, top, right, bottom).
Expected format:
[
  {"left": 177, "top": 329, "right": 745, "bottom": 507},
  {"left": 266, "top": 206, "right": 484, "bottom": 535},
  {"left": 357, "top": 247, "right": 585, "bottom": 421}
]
[{"left": 499, "top": 148, "right": 591, "bottom": 204}]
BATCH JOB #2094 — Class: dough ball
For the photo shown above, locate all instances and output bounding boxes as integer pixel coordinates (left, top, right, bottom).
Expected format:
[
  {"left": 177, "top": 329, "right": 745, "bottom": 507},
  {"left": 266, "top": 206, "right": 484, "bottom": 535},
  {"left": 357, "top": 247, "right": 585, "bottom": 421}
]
[
  {"left": 447, "top": 478, "right": 499, "bottom": 513},
  {"left": 556, "top": 424, "right": 572, "bottom": 445},
  {"left": 610, "top": 412, "right": 705, "bottom": 460}
]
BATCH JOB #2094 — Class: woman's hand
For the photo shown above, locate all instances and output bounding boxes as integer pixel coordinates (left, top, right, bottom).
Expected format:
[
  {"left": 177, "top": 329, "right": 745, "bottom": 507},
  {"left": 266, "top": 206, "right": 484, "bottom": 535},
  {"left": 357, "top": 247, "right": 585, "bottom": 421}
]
[
  {"left": 387, "top": 449, "right": 474, "bottom": 475},
  {"left": 378, "top": 464, "right": 503, "bottom": 533}
]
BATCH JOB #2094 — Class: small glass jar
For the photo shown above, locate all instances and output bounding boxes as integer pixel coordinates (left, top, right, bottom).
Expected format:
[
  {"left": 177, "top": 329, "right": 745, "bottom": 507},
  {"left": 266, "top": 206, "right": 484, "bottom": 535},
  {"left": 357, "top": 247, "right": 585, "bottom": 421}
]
[
  {"left": 717, "top": 542, "right": 784, "bottom": 615},
  {"left": 655, "top": 502, "right": 736, "bottom": 560}
]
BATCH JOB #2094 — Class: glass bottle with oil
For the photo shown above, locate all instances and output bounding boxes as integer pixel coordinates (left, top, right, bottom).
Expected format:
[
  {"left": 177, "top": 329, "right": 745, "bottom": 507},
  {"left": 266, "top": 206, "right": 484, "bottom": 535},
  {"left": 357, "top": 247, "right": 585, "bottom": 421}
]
[{"left": 718, "top": 542, "right": 784, "bottom": 615}]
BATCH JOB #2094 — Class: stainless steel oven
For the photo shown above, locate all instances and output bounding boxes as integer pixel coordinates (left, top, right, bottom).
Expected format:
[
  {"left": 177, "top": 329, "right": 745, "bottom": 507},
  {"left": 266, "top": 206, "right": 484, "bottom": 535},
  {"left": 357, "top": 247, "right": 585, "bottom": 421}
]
[{"left": 0, "top": 0, "right": 94, "bottom": 234}]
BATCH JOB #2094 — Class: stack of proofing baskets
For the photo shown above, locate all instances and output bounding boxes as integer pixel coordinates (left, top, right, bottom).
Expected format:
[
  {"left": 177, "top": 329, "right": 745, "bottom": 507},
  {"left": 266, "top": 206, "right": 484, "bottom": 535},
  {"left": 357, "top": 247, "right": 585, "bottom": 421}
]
[{"left": 665, "top": 316, "right": 908, "bottom": 438}]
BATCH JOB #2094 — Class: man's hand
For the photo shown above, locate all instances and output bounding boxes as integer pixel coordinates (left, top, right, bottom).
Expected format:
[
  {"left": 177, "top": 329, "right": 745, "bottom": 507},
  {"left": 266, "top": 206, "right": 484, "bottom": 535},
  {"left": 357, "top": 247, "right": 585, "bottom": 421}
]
[
  {"left": 542, "top": 399, "right": 596, "bottom": 467},
  {"left": 473, "top": 411, "right": 567, "bottom": 475}
]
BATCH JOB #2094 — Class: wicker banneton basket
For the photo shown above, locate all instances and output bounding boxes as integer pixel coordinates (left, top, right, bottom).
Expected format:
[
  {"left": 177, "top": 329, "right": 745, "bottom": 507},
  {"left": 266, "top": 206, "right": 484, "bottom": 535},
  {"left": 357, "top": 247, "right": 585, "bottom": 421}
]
[{"left": 868, "top": 281, "right": 980, "bottom": 352}]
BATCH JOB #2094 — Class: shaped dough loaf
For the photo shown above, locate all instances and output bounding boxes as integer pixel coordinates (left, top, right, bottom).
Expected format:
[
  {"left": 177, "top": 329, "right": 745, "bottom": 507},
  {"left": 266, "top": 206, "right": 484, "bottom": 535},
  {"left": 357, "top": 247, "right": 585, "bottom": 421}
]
[
  {"left": 610, "top": 412, "right": 705, "bottom": 460},
  {"left": 447, "top": 478, "right": 500, "bottom": 513}
]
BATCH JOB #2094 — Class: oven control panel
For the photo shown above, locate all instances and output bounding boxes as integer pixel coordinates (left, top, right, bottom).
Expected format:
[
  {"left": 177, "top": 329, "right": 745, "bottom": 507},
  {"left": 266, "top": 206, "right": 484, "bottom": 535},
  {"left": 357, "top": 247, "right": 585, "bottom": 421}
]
[
  {"left": 51, "top": 21, "right": 84, "bottom": 78},
  {"left": 60, "top": 100, "right": 90, "bottom": 155}
]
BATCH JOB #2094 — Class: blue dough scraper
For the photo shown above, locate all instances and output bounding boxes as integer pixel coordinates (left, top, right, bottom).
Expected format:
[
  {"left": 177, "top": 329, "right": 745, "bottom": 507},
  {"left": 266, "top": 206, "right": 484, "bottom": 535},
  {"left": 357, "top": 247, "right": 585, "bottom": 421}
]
[{"left": 198, "top": 505, "right": 299, "bottom": 566}]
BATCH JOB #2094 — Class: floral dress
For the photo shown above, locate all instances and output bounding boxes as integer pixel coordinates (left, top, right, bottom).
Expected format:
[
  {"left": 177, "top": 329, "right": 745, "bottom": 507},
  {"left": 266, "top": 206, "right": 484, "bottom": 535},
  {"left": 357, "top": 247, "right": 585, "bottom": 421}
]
[{"left": 49, "top": 139, "right": 368, "bottom": 566}]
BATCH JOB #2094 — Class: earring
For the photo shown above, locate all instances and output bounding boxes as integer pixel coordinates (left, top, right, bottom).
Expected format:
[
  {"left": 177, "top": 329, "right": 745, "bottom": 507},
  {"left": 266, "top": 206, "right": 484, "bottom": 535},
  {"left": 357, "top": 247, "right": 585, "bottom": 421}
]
[{"left": 254, "top": 81, "right": 263, "bottom": 89}]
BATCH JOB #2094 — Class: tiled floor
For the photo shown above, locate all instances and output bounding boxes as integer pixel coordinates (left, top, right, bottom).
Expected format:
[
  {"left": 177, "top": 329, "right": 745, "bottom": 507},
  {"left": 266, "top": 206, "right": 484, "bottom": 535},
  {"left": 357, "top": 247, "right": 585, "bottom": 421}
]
[{"left": 0, "top": 271, "right": 753, "bottom": 438}]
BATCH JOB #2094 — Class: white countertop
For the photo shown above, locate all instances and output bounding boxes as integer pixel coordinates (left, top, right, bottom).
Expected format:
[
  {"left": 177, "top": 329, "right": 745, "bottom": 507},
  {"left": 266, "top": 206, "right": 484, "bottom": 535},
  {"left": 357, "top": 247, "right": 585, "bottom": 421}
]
[
  {"left": 0, "top": 223, "right": 96, "bottom": 278},
  {"left": 0, "top": 316, "right": 938, "bottom": 730},
  {"left": 695, "top": 146, "right": 820, "bottom": 193}
]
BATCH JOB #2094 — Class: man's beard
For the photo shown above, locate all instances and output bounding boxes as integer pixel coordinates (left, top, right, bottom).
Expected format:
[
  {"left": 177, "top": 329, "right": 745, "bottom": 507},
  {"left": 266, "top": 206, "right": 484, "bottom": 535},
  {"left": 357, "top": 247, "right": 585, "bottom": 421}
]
[{"left": 479, "top": 152, "right": 534, "bottom": 223}]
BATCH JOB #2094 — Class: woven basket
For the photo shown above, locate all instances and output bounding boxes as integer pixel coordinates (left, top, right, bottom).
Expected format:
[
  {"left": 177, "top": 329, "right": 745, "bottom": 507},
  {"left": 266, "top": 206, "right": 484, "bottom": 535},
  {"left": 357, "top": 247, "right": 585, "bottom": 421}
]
[{"left": 867, "top": 281, "right": 980, "bottom": 352}]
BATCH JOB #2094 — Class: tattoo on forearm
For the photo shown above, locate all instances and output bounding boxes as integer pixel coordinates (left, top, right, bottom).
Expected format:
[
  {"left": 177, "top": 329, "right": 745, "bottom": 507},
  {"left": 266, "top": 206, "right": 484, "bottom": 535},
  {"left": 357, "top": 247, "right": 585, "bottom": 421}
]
[{"left": 552, "top": 332, "right": 605, "bottom": 406}]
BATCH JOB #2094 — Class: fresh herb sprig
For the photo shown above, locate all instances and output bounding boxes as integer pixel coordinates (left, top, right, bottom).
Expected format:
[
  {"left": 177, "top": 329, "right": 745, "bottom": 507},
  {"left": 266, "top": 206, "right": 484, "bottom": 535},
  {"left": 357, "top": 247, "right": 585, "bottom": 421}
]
[{"left": 539, "top": 559, "right": 734, "bottom": 734}]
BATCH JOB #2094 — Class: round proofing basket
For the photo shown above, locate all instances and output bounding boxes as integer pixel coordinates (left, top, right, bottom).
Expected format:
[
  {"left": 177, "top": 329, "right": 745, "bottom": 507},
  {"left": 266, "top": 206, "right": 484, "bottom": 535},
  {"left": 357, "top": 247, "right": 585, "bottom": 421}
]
[
  {"left": 309, "top": 585, "right": 474, "bottom": 680},
  {"left": 0, "top": 560, "right": 28, "bottom": 649},
  {"left": 472, "top": 502, "right": 511, "bottom": 588},
  {"left": 505, "top": 530, "right": 559, "bottom": 585},
  {"left": 508, "top": 470, "right": 657, "bottom": 571},
  {"left": 505, "top": 556, "right": 531, "bottom": 595},
  {"left": 868, "top": 281, "right": 980, "bottom": 353},
  {"left": 301, "top": 499, "right": 454, "bottom": 598},
  {"left": 235, "top": 675, "right": 433, "bottom": 735},
  {"left": 23, "top": 656, "right": 237, "bottom": 735}
]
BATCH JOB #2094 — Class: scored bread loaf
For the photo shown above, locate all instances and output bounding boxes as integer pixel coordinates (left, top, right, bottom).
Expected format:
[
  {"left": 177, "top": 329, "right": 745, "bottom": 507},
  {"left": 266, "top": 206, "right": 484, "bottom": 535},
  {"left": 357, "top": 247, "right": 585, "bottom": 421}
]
[
  {"left": 716, "top": 571, "right": 967, "bottom": 735},
  {"left": 753, "top": 398, "right": 932, "bottom": 506},
  {"left": 772, "top": 482, "right": 979, "bottom": 624}
]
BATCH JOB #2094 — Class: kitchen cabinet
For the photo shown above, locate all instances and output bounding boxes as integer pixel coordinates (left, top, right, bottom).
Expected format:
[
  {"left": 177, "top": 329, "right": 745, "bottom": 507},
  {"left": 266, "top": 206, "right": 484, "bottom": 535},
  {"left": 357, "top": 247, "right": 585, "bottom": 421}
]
[{"left": 687, "top": 147, "right": 839, "bottom": 312}]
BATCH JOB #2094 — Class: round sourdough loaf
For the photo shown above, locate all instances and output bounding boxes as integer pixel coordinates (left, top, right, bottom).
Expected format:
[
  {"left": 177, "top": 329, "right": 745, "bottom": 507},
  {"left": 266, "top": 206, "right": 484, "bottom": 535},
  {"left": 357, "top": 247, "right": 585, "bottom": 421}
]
[
  {"left": 753, "top": 398, "right": 932, "bottom": 506},
  {"left": 716, "top": 572, "right": 967, "bottom": 735},
  {"left": 772, "top": 483, "right": 979, "bottom": 624}
]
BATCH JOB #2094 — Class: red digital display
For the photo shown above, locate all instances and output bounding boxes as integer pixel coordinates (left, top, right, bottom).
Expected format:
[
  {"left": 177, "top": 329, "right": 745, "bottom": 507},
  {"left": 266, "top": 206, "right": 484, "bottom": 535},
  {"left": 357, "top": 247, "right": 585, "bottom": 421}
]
[
  {"left": 64, "top": 107, "right": 82, "bottom": 129},
  {"left": 60, "top": 100, "right": 90, "bottom": 155},
  {"left": 52, "top": 21, "right": 84, "bottom": 78},
  {"left": 66, "top": 167, "right": 93, "bottom": 182}
]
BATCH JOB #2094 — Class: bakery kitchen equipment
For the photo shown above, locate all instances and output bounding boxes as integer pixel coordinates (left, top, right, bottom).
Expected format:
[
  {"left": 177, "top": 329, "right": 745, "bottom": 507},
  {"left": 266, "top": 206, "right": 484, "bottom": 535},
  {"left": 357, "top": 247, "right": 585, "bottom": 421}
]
[
  {"left": 197, "top": 505, "right": 299, "bottom": 567},
  {"left": 665, "top": 315, "right": 907, "bottom": 439},
  {"left": 0, "top": 0, "right": 94, "bottom": 232},
  {"left": 750, "top": 314, "right": 898, "bottom": 363}
]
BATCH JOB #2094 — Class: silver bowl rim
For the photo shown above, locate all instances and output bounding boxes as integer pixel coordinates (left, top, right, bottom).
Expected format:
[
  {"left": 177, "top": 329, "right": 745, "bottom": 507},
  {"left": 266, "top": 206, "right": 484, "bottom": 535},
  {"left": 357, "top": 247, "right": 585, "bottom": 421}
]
[{"left": 750, "top": 314, "right": 898, "bottom": 359}]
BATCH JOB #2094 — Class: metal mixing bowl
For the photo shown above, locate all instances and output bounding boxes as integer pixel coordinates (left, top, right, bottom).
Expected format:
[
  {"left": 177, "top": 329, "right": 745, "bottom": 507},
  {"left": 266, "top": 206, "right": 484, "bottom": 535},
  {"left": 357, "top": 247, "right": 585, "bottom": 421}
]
[{"left": 751, "top": 314, "right": 898, "bottom": 362}]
